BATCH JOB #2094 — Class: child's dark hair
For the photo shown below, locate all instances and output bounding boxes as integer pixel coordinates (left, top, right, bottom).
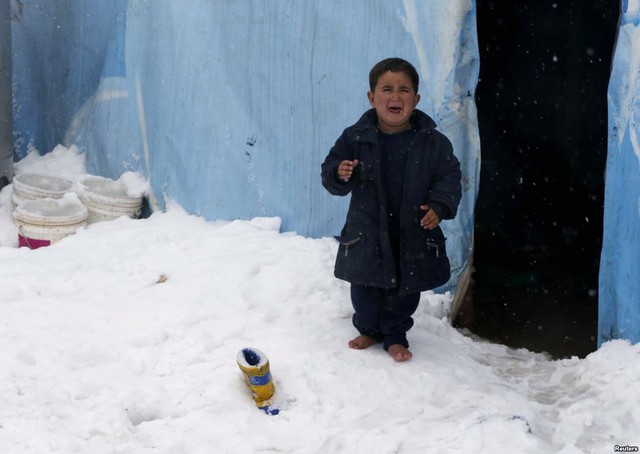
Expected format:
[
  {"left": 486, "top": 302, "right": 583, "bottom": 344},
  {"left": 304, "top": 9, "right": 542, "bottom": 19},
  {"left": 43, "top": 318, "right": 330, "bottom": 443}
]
[{"left": 369, "top": 58, "right": 419, "bottom": 93}]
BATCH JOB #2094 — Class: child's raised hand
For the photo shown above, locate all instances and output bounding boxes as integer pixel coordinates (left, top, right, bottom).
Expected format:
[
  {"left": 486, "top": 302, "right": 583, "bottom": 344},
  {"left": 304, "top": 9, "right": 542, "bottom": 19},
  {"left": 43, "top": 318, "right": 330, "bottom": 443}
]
[
  {"left": 337, "top": 159, "right": 359, "bottom": 182},
  {"left": 419, "top": 204, "right": 440, "bottom": 230}
]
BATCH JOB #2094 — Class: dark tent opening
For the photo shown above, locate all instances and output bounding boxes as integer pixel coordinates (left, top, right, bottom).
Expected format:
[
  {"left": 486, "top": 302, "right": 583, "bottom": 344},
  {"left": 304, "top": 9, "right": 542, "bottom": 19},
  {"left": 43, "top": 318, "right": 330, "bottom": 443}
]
[{"left": 455, "top": 1, "right": 620, "bottom": 358}]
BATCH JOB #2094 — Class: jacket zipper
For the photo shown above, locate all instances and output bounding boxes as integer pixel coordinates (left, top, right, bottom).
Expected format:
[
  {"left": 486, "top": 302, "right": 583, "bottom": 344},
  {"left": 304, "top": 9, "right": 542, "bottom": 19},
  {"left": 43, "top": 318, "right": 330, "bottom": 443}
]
[
  {"left": 342, "top": 237, "right": 361, "bottom": 257},
  {"left": 426, "top": 239, "right": 440, "bottom": 258}
]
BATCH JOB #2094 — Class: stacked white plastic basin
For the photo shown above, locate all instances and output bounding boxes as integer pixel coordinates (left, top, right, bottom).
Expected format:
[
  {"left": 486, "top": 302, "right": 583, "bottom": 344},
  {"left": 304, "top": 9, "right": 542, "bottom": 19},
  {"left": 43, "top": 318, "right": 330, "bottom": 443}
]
[
  {"left": 14, "top": 194, "right": 88, "bottom": 249},
  {"left": 12, "top": 174, "right": 74, "bottom": 207},
  {"left": 74, "top": 175, "right": 144, "bottom": 224},
  {"left": 11, "top": 173, "right": 146, "bottom": 248}
]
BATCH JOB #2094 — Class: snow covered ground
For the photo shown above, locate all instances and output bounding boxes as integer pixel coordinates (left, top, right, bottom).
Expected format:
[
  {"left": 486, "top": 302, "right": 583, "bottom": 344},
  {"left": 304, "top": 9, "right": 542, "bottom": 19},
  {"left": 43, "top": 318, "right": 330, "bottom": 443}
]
[{"left": 0, "top": 147, "right": 639, "bottom": 453}]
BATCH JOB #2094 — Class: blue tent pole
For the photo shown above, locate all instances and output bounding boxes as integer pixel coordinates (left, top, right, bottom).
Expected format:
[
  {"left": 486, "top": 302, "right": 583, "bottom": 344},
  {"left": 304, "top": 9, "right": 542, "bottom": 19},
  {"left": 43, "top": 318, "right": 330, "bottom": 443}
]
[{"left": 0, "top": 0, "right": 12, "bottom": 189}]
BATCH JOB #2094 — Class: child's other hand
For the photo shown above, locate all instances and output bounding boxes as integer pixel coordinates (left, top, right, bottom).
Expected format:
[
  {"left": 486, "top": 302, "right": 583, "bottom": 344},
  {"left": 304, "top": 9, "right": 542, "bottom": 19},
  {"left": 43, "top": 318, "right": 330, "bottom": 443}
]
[
  {"left": 419, "top": 204, "right": 440, "bottom": 230},
  {"left": 337, "top": 159, "right": 359, "bottom": 182}
]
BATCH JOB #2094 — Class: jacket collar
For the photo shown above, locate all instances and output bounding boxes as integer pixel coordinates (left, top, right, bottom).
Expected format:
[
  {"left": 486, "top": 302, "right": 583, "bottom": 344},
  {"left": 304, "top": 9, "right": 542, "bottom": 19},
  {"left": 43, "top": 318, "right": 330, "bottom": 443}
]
[{"left": 353, "top": 108, "right": 437, "bottom": 142}]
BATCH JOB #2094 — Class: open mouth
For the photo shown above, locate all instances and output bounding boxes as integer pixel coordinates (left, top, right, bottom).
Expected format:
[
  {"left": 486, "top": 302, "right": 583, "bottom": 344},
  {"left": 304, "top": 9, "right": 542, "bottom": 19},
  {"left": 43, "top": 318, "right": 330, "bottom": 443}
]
[{"left": 388, "top": 106, "right": 403, "bottom": 114}]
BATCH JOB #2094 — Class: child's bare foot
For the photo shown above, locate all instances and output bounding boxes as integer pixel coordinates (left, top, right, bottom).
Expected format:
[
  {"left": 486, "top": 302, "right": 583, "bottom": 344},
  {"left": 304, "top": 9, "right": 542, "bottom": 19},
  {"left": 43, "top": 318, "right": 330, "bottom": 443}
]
[
  {"left": 388, "top": 344, "right": 412, "bottom": 362},
  {"left": 348, "top": 335, "right": 377, "bottom": 350}
]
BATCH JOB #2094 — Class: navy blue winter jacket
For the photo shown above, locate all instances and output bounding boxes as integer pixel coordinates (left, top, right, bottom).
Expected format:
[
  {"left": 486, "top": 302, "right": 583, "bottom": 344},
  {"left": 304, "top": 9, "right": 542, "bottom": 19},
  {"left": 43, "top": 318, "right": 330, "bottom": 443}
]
[{"left": 321, "top": 109, "right": 462, "bottom": 294}]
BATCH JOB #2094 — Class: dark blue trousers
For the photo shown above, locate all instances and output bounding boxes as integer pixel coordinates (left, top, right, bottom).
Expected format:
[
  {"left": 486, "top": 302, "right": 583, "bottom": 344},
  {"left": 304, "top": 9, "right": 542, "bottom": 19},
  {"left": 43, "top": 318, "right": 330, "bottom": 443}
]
[{"left": 350, "top": 284, "right": 420, "bottom": 350}]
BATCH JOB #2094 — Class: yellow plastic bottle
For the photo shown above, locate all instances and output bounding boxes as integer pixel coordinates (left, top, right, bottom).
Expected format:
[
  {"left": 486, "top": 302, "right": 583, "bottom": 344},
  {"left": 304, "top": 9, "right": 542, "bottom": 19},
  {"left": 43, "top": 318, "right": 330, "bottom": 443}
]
[{"left": 236, "top": 348, "right": 278, "bottom": 414}]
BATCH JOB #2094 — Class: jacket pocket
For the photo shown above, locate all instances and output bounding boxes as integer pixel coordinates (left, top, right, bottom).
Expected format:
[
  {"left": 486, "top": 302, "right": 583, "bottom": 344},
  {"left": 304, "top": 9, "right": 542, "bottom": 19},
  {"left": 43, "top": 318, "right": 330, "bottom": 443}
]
[
  {"left": 404, "top": 228, "right": 447, "bottom": 260},
  {"left": 334, "top": 223, "right": 380, "bottom": 281},
  {"left": 403, "top": 228, "right": 450, "bottom": 290}
]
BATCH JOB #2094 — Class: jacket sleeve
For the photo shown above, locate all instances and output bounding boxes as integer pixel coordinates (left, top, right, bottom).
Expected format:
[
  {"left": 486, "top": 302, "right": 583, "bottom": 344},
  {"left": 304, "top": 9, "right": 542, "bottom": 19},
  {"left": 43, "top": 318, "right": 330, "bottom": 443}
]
[
  {"left": 321, "top": 131, "right": 356, "bottom": 196},
  {"left": 427, "top": 134, "right": 462, "bottom": 220}
]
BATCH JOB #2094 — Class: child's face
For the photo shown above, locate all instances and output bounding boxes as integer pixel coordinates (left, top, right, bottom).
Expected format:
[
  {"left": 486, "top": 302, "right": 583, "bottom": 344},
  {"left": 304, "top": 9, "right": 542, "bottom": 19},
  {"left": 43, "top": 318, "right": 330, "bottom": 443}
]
[{"left": 367, "top": 71, "right": 420, "bottom": 134}]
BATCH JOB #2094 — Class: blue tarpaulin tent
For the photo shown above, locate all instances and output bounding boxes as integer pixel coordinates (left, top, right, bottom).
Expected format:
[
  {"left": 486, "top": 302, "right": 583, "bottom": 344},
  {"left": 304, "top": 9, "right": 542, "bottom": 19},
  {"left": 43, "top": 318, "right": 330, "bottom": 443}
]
[
  {"left": 9, "top": 0, "right": 480, "bottom": 299},
  {"left": 4, "top": 0, "right": 639, "bottom": 345},
  {"left": 599, "top": 0, "right": 640, "bottom": 346}
]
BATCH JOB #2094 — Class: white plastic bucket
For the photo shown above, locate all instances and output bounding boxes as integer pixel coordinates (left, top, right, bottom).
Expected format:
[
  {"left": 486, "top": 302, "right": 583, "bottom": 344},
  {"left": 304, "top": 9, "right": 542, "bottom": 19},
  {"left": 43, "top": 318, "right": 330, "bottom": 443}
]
[
  {"left": 13, "top": 196, "right": 88, "bottom": 249},
  {"left": 12, "top": 174, "right": 73, "bottom": 207},
  {"left": 74, "top": 175, "right": 144, "bottom": 224}
]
